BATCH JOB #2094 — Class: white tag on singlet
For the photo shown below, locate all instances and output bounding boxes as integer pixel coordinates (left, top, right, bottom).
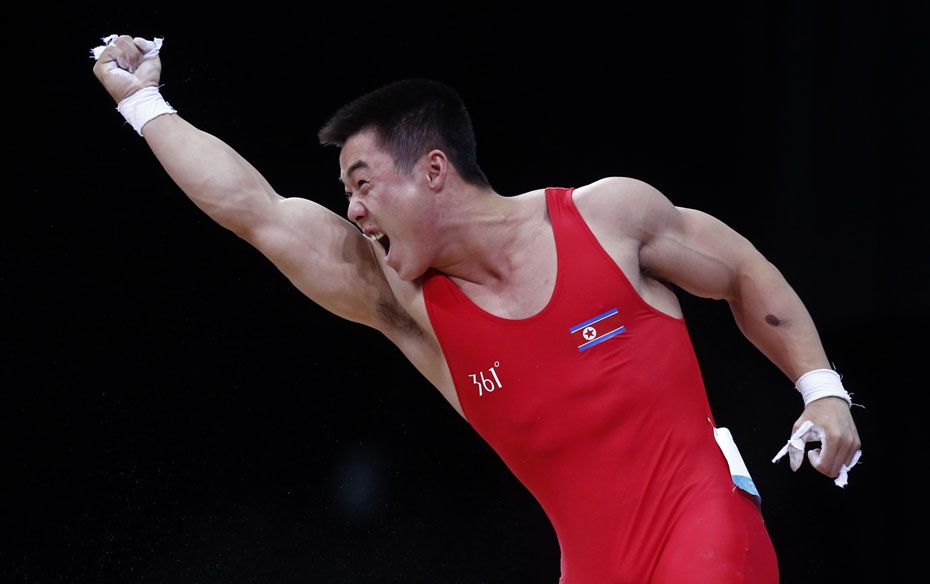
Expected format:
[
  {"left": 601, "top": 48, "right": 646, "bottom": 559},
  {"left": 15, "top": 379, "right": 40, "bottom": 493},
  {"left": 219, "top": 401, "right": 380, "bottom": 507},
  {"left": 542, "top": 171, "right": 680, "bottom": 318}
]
[{"left": 712, "top": 425, "right": 762, "bottom": 507}]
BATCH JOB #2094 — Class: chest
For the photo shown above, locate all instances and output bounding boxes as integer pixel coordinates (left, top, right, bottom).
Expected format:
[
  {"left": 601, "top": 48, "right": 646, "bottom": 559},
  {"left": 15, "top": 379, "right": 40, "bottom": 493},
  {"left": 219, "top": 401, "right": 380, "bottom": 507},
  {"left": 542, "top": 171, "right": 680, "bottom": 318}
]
[
  {"left": 456, "top": 225, "right": 644, "bottom": 321},
  {"left": 420, "top": 230, "right": 676, "bottom": 428}
]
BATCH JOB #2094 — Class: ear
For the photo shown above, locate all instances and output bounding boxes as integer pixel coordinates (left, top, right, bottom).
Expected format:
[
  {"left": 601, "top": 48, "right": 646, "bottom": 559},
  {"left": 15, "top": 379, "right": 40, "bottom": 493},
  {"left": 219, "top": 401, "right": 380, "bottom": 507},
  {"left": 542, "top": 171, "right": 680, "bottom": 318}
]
[{"left": 424, "top": 149, "right": 448, "bottom": 191}]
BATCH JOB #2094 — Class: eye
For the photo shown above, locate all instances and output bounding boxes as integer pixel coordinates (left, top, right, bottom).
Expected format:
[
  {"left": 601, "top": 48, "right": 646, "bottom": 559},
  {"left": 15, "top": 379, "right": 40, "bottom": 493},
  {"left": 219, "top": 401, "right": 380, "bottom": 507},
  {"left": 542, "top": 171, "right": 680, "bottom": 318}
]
[{"left": 345, "top": 180, "right": 370, "bottom": 200}]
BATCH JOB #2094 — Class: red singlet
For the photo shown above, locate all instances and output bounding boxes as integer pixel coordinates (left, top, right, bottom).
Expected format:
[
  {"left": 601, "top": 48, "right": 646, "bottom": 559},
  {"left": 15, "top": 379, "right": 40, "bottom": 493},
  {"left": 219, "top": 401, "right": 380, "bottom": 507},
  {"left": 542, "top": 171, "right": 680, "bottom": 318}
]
[{"left": 423, "top": 187, "right": 779, "bottom": 583}]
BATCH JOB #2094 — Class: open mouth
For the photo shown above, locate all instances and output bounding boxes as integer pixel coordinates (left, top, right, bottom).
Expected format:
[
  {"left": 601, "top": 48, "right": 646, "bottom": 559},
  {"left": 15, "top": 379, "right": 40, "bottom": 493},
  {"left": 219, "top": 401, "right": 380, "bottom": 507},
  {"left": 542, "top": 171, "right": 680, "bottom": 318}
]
[{"left": 365, "top": 231, "right": 391, "bottom": 256}]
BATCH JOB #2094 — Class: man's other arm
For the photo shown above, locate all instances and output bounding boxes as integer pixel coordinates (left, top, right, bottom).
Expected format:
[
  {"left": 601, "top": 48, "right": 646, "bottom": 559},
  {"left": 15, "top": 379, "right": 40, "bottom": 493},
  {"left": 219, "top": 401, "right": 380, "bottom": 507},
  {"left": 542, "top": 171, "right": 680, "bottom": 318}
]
[
  {"left": 92, "top": 35, "right": 393, "bottom": 330},
  {"left": 603, "top": 177, "right": 861, "bottom": 479},
  {"left": 140, "top": 114, "right": 393, "bottom": 327}
]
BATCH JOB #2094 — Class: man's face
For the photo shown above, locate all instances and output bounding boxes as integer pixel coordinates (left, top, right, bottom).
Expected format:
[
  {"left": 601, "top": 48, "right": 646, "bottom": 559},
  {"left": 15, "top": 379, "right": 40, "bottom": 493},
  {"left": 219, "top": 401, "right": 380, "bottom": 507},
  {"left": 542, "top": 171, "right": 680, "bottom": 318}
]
[{"left": 339, "top": 129, "right": 439, "bottom": 281}]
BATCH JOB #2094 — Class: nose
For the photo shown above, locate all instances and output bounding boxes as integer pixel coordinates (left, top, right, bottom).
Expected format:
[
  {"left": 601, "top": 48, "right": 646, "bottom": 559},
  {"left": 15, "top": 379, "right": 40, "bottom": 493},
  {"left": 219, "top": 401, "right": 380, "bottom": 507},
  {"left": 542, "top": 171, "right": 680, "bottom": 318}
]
[{"left": 347, "top": 195, "right": 367, "bottom": 225}]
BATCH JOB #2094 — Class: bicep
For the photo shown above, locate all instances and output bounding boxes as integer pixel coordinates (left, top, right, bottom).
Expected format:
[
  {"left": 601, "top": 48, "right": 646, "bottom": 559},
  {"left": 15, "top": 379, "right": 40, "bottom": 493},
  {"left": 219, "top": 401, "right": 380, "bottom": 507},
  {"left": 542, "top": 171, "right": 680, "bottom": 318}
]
[
  {"left": 632, "top": 184, "right": 762, "bottom": 301},
  {"left": 238, "top": 195, "right": 392, "bottom": 327}
]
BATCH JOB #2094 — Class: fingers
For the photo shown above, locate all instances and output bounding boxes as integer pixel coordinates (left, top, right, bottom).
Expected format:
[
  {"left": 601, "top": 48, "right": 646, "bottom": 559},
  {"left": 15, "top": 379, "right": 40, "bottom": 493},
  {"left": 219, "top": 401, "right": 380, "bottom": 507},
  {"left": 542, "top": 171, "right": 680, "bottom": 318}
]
[
  {"left": 782, "top": 419, "right": 851, "bottom": 477},
  {"left": 788, "top": 444, "right": 805, "bottom": 472},
  {"left": 133, "top": 37, "right": 158, "bottom": 54},
  {"left": 92, "top": 43, "right": 124, "bottom": 81},
  {"left": 788, "top": 399, "right": 863, "bottom": 481},
  {"left": 117, "top": 35, "right": 144, "bottom": 73},
  {"left": 811, "top": 429, "right": 862, "bottom": 478},
  {"left": 807, "top": 447, "right": 823, "bottom": 472},
  {"left": 96, "top": 35, "right": 143, "bottom": 74},
  {"left": 839, "top": 430, "right": 863, "bottom": 471}
]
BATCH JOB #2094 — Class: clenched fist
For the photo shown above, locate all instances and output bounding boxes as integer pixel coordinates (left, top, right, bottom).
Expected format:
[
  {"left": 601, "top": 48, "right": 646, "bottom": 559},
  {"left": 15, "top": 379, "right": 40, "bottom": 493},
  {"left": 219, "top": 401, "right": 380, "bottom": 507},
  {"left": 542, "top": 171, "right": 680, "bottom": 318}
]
[{"left": 92, "top": 35, "right": 163, "bottom": 104}]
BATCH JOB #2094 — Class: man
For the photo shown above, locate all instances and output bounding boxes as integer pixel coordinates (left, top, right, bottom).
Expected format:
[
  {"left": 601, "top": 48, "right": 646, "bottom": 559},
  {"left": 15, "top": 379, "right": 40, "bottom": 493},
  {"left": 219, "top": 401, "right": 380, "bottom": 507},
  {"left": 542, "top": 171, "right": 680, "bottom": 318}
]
[{"left": 93, "top": 35, "right": 860, "bottom": 583}]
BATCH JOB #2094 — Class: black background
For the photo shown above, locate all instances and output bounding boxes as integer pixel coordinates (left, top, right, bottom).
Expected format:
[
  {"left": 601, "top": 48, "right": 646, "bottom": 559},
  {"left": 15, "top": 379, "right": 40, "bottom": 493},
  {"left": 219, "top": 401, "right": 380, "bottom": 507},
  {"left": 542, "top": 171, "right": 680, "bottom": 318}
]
[{"left": 6, "top": 2, "right": 927, "bottom": 582}]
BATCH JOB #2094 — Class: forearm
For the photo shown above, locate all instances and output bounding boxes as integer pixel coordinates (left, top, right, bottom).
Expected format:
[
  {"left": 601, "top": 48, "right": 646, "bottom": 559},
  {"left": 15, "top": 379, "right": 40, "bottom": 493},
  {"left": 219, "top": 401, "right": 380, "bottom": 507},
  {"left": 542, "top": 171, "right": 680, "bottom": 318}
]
[
  {"left": 141, "top": 113, "right": 277, "bottom": 234},
  {"left": 728, "top": 258, "right": 830, "bottom": 383}
]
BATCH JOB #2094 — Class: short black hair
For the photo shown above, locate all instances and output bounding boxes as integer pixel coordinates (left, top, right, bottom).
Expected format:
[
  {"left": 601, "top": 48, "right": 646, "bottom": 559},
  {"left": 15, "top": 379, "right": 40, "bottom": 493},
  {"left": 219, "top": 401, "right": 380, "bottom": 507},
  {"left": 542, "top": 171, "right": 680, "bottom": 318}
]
[{"left": 318, "top": 79, "right": 490, "bottom": 189}]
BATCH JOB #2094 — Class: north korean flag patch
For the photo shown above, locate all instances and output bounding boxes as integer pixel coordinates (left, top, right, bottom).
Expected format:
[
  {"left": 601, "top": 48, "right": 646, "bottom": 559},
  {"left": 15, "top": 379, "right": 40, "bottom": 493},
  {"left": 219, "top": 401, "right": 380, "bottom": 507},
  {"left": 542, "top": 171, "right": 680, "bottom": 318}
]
[{"left": 569, "top": 308, "right": 626, "bottom": 351}]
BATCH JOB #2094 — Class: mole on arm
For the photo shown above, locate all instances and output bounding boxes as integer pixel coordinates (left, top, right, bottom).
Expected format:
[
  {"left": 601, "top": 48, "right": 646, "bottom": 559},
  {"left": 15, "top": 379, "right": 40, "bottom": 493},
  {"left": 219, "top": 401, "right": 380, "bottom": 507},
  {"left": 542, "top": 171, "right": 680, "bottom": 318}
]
[{"left": 765, "top": 314, "right": 782, "bottom": 326}]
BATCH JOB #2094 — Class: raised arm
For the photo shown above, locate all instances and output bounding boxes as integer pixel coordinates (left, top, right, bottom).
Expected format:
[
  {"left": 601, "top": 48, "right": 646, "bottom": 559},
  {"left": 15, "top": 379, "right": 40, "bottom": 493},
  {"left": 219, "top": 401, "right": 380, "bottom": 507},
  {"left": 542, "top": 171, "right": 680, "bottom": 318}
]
[
  {"left": 92, "top": 35, "right": 393, "bottom": 328},
  {"left": 595, "top": 177, "right": 861, "bottom": 480}
]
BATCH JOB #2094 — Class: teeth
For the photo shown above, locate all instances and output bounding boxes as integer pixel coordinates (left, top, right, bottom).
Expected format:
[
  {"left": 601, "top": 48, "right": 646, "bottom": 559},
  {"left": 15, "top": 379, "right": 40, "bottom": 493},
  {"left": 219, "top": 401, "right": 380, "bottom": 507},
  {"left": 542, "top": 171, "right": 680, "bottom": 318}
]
[{"left": 364, "top": 232, "right": 384, "bottom": 241}]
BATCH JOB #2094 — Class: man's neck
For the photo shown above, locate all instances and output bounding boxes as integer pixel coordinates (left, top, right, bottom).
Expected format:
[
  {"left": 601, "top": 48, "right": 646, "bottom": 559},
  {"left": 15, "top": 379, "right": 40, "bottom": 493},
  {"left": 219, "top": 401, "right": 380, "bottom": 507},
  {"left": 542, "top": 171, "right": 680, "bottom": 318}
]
[{"left": 430, "top": 186, "right": 537, "bottom": 291}]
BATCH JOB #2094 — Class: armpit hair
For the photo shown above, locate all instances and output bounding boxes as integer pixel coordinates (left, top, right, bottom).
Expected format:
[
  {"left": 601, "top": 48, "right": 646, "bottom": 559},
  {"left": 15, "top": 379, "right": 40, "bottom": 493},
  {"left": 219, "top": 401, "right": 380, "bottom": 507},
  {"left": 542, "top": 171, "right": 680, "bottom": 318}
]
[{"left": 376, "top": 298, "right": 423, "bottom": 337}]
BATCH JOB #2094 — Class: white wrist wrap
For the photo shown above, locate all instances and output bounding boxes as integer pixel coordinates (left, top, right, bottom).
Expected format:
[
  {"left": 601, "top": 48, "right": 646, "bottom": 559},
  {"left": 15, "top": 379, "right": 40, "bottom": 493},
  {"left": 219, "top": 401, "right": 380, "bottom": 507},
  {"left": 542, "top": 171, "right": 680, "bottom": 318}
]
[
  {"left": 795, "top": 368, "right": 851, "bottom": 407},
  {"left": 116, "top": 86, "right": 176, "bottom": 136}
]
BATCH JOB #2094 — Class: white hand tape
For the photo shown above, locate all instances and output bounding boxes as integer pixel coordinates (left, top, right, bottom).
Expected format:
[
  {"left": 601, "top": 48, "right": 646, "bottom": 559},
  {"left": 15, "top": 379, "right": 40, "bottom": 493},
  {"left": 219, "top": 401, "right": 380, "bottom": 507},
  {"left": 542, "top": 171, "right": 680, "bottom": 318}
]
[{"left": 90, "top": 34, "right": 163, "bottom": 61}]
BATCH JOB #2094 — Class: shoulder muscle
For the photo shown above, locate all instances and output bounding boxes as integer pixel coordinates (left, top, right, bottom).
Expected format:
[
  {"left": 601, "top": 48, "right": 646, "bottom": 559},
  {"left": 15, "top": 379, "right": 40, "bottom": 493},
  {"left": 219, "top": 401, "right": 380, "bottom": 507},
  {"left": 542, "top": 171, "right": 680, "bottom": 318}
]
[{"left": 576, "top": 176, "right": 763, "bottom": 301}]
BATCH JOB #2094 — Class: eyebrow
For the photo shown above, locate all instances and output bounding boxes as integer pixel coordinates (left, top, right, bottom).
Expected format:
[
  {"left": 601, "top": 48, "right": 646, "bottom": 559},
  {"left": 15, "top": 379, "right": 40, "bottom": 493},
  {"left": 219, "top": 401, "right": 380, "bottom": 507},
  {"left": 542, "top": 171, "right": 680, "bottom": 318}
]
[{"left": 338, "top": 160, "right": 370, "bottom": 185}]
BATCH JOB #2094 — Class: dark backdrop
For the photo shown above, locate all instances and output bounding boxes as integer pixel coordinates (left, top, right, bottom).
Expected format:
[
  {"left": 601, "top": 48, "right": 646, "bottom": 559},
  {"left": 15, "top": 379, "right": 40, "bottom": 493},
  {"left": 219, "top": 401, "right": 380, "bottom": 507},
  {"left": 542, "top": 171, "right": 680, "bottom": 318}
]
[{"left": 7, "top": 3, "right": 927, "bottom": 582}]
